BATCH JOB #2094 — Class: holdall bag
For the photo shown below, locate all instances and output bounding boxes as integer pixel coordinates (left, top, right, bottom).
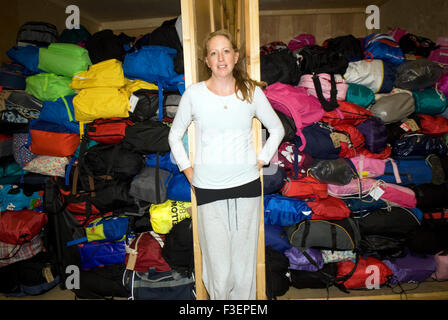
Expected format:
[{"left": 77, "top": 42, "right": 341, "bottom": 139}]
[
  {"left": 70, "top": 58, "right": 126, "bottom": 90},
  {"left": 432, "top": 251, "right": 448, "bottom": 281},
  {"left": 161, "top": 218, "right": 194, "bottom": 275},
  {"left": 363, "top": 33, "right": 405, "bottom": 65},
  {"left": 284, "top": 247, "right": 324, "bottom": 272},
  {"left": 411, "top": 183, "right": 448, "bottom": 211},
  {"left": 260, "top": 41, "right": 300, "bottom": 86},
  {"left": 286, "top": 218, "right": 361, "bottom": 252},
  {"left": 336, "top": 256, "right": 393, "bottom": 290},
  {"left": 394, "top": 58, "right": 445, "bottom": 91},
  {"left": 345, "top": 83, "right": 376, "bottom": 108},
  {"left": 123, "top": 268, "right": 195, "bottom": 300},
  {"left": 392, "top": 133, "right": 448, "bottom": 157},
  {"left": 289, "top": 263, "right": 338, "bottom": 289},
  {"left": 263, "top": 193, "right": 312, "bottom": 226},
  {"left": 355, "top": 206, "right": 423, "bottom": 238},
  {"left": 78, "top": 240, "right": 126, "bottom": 270},
  {"left": 265, "top": 224, "right": 292, "bottom": 253},
  {"left": 38, "top": 95, "right": 80, "bottom": 134},
  {"left": 129, "top": 166, "right": 173, "bottom": 204},
  {"left": 25, "top": 73, "right": 75, "bottom": 102},
  {"left": 276, "top": 141, "right": 313, "bottom": 179},
  {"left": 436, "top": 72, "right": 448, "bottom": 97},
  {"left": 0, "top": 184, "right": 43, "bottom": 212},
  {"left": 293, "top": 122, "right": 341, "bottom": 160},
  {"left": 38, "top": 43, "right": 92, "bottom": 77},
  {"left": 375, "top": 157, "right": 433, "bottom": 185},
  {"left": 28, "top": 119, "right": 80, "bottom": 157},
  {"left": 308, "top": 158, "right": 357, "bottom": 186},
  {"left": 0, "top": 63, "right": 27, "bottom": 90},
  {"left": 73, "top": 87, "right": 130, "bottom": 123},
  {"left": 298, "top": 73, "right": 348, "bottom": 103},
  {"left": 369, "top": 92, "right": 415, "bottom": 124},
  {"left": 325, "top": 34, "right": 364, "bottom": 62},
  {"left": 342, "top": 194, "right": 389, "bottom": 217},
  {"left": 307, "top": 196, "right": 351, "bottom": 221},
  {"left": 264, "top": 83, "right": 324, "bottom": 151},
  {"left": 0, "top": 209, "right": 48, "bottom": 245},
  {"left": 355, "top": 116, "right": 388, "bottom": 154},
  {"left": 6, "top": 45, "right": 42, "bottom": 74},
  {"left": 344, "top": 59, "right": 396, "bottom": 93},
  {"left": 412, "top": 88, "right": 447, "bottom": 115},
  {"left": 428, "top": 36, "right": 448, "bottom": 68},
  {"left": 288, "top": 34, "right": 316, "bottom": 52},
  {"left": 265, "top": 246, "right": 290, "bottom": 300},
  {"left": 149, "top": 200, "right": 191, "bottom": 234},
  {"left": 398, "top": 33, "right": 439, "bottom": 58},
  {"left": 383, "top": 252, "right": 436, "bottom": 285},
  {"left": 121, "top": 120, "right": 171, "bottom": 154},
  {"left": 16, "top": 21, "right": 58, "bottom": 46},
  {"left": 321, "top": 100, "right": 373, "bottom": 127},
  {"left": 83, "top": 118, "right": 134, "bottom": 145},
  {"left": 280, "top": 175, "right": 328, "bottom": 202}
]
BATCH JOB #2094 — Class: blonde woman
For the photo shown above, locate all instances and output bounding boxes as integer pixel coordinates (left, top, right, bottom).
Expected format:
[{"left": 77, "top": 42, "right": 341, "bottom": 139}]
[{"left": 168, "top": 29, "right": 284, "bottom": 300}]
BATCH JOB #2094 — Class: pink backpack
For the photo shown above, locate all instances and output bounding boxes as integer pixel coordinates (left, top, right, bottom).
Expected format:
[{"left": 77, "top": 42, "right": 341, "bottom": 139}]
[
  {"left": 287, "top": 34, "right": 315, "bottom": 52},
  {"left": 436, "top": 72, "right": 448, "bottom": 97},
  {"left": 429, "top": 36, "right": 448, "bottom": 68},
  {"left": 298, "top": 73, "right": 348, "bottom": 102},
  {"left": 264, "top": 83, "right": 324, "bottom": 151},
  {"left": 432, "top": 251, "right": 448, "bottom": 281},
  {"left": 387, "top": 28, "right": 408, "bottom": 42}
]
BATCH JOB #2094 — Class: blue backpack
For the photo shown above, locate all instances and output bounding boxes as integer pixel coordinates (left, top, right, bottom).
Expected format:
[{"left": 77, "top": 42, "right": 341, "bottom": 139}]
[
  {"left": 363, "top": 33, "right": 405, "bottom": 66},
  {"left": 264, "top": 193, "right": 312, "bottom": 226},
  {"left": 6, "top": 45, "right": 43, "bottom": 75}
]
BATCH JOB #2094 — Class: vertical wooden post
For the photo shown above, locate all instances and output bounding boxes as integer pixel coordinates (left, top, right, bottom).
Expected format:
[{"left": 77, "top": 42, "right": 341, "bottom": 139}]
[{"left": 244, "top": 0, "right": 266, "bottom": 301}]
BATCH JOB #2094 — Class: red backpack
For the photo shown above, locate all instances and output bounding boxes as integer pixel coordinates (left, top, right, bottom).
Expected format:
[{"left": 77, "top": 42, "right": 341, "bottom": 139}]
[
  {"left": 265, "top": 83, "right": 324, "bottom": 151},
  {"left": 321, "top": 101, "right": 373, "bottom": 127},
  {"left": 0, "top": 209, "right": 48, "bottom": 245}
]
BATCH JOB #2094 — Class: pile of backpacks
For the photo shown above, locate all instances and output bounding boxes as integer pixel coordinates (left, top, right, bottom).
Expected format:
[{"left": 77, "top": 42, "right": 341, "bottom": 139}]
[
  {"left": 0, "top": 18, "right": 197, "bottom": 300},
  {"left": 261, "top": 30, "right": 448, "bottom": 299}
]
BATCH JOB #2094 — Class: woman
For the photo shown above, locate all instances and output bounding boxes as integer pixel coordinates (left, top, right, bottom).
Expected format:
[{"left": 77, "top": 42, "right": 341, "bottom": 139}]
[{"left": 168, "top": 29, "right": 284, "bottom": 300}]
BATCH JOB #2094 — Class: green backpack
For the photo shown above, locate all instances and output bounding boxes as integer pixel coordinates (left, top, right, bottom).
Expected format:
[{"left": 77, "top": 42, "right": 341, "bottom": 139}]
[
  {"left": 412, "top": 88, "right": 448, "bottom": 115},
  {"left": 345, "top": 83, "right": 376, "bottom": 108},
  {"left": 38, "top": 43, "right": 91, "bottom": 77},
  {"left": 26, "top": 73, "right": 75, "bottom": 102}
]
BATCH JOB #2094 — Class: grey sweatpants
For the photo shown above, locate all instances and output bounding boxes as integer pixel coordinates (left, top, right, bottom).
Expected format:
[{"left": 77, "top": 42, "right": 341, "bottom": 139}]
[{"left": 197, "top": 196, "right": 261, "bottom": 300}]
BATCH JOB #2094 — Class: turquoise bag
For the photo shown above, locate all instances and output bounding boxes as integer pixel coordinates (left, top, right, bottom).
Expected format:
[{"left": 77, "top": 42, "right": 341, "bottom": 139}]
[
  {"left": 412, "top": 88, "right": 447, "bottom": 115},
  {"left": 345, "top": 83, "right": 376, "bottom": 108}
]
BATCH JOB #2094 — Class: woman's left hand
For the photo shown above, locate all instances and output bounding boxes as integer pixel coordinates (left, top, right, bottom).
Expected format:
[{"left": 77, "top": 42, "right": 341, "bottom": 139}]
[{"left": 257, "top": 160, "right": 265, "bottom": 170}]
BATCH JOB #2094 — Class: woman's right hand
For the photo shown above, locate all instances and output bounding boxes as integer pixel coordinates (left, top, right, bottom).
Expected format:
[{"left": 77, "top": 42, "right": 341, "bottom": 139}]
[{"left": 183, "top": 167, "right": 194, "bottom": 185}]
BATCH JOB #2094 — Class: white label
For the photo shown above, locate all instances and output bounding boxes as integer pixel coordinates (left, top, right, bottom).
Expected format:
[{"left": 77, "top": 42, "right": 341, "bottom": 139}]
[
  {"left": 129, "top": 94, "right": 139, "bottom": 113},
  {"left": 369, "top": 186, "right": 385, "bottom": 201}
]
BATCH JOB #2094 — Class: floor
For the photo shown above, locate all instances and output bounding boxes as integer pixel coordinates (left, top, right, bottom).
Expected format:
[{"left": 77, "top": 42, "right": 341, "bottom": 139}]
[{"left": 1, "top": 278, "right": 448, "bottom": 300}]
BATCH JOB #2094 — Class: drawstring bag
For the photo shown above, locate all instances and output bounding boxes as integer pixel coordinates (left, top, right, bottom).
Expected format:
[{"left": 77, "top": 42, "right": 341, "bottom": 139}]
[{"left": 0, "top": 209, "right": 48, "bottom": 245}]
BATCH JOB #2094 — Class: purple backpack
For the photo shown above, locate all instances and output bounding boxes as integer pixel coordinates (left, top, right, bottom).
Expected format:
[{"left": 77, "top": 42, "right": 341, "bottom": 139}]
[
  {"left": 355, "top": 116, "right": 388, "bottom": 154},
  {"left": 284, "top": 247, "right": 323, "bottom": 272},
  {"left": 382, "top": 252, "right": 436, "bottom": 285}
]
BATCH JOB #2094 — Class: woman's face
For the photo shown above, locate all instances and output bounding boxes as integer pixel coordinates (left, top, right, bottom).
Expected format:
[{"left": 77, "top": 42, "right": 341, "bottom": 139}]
[{"left": 205, "top": 34, "right": 239, "bottom": 78}]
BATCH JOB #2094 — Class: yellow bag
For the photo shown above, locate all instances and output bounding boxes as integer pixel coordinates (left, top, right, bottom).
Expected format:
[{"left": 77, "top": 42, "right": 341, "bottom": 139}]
[
  {"left": 70, "top": 59, "right": 125, "bottom": 90},
  {"left": 149, "top": 200, "right": 191, "bottom": 234},
  {"left": 73, "top": 87, "right": 130, "bottom": 122},
  {"left": 124, "top": 78, "right": 158, "bottom": 95}
]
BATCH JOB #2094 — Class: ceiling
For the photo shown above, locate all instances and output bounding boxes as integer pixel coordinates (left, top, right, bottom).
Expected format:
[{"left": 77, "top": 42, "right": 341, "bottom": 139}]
[{"left": 48, "top": 0, "right": 388, "bottom": 23}]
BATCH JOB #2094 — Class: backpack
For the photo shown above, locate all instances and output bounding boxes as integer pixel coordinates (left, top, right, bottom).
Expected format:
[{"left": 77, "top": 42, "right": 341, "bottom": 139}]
[
  {"left": 162, "top": 218, "right": 194, "bottom": 275},
  {"left": 293, "top": 122, "right": 341, "bottom": 159},
  {"left": 83, "top": 118, "right": 134, "bottom": 145},
  {"left": 16, "top": 21, "right": 58, "bottom": 46},
  {"left": 428, "top": 36, "right": 448, "bottom": 68},
  {"left": 399, "top": 33, "right": 440, "bottom": 58},
  {"left": 265, "top": 246, "right": 290, "bottom": 300},
  {"left": 355, "top": 116, "right": 388, "bottom": 154},
  {"left": 86, "top": 30, "right": 126, "bottom": 64},
  {"left": 263, "top": 193, "right": 312, "bottom": 226},
  {"left": 6, "top": 45, "right": 41, "bottom": 74},
  {"left": 288, "top": 34, "right": 315, "bottom": 52},
  {"left": 0, "top": 209, "right": 48, "bottom": 245},
  {"left": 321, "top": 100, "right": 373, "bottom": 127},
  {"left": 77, "top": 240, "right": 126, "bottom": 270},
  {"left": 129, "top": 166, "right": 173, "bottom": 204},
  {"left": 325, "top": 35, "right": 364, "bottom": 62},
  {"left": 392, "top": 133, "right": 448, "bottom": 157},
  {"left": 363, "top": 33, "right": 405, "bottom": 65},
  {"left": 280, "top": 175, "right": 328, "bottom": 202},
  {"left": 58, "top": 25, "right": 91, "bottom": 46},
  {"left": 260, "top": 41, "right": 300, "bottom": 86}
]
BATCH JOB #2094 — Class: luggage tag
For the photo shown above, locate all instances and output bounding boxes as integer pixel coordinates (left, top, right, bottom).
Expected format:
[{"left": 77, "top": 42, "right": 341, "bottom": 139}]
[
  {"left": 369, "top": 185, "right": 385, "bottom": 201},
  {"left": 125, "top": 245, "right": 138, "bottom": 271},
  {"left": 330, "top": 132, "right": 350, "bottom": 149},
  {"left": 128, "top": 94, "right": 139, "bottom": 113},
  {"left": 400, "top": 119, "right": 420, "bottom": 132},
  {"left": 42, "top": 263, "right": 55, "bottom": 283}
]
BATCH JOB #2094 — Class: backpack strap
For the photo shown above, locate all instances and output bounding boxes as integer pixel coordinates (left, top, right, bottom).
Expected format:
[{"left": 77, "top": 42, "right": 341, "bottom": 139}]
[{"left": 312, "top": 73, "right": 339, "bottom": 112}]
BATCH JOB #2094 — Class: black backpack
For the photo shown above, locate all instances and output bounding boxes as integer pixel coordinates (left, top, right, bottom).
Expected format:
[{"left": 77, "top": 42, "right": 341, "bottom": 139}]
[
  {"left": 399, "top": 33, "right": 440, "bottom": 58},
  {"left": 86, "top": 29, "right": 126, "bottom": 64},
  {"left": 326, "top": 35, "right": 364, "bottom": 62},
  {"left": 260, "top": 42, "right": 300, "bottom": 86},
  {"left": 16, "top": 21, "right": 58, "bottom": 46}
]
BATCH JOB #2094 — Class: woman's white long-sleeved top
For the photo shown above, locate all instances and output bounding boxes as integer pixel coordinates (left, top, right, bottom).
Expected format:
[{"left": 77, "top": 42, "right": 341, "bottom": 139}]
[{"left": 168, "top": 81, "right": 285, "bottom": 189}]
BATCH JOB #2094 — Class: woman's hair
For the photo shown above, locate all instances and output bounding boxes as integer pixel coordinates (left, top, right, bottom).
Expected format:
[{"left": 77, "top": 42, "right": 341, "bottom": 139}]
[{"left": 203, "top": 29, "right": 266, "bottom": 103}]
